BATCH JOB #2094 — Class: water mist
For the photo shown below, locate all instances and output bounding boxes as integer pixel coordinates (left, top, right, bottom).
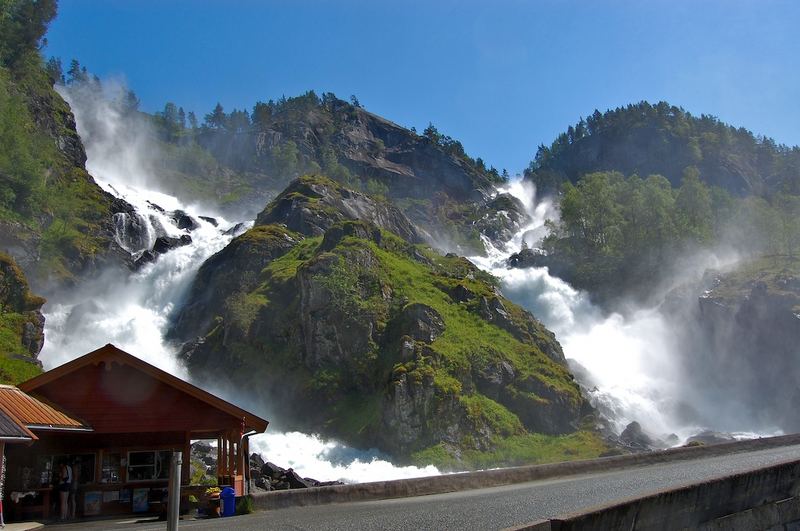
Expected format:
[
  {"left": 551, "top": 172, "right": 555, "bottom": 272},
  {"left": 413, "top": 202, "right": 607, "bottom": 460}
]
[
  {"left": 467, "top": 180, "right": 778, "bottom": 443},
  {"left": 41, "top": 80, "right": 440, "bottom": 483}
]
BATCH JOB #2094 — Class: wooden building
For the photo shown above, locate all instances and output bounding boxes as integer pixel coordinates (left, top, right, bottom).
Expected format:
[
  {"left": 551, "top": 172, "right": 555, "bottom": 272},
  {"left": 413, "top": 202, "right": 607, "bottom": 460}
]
[{"left": 3, "top": 344, "right": 268, "bottom": 520}]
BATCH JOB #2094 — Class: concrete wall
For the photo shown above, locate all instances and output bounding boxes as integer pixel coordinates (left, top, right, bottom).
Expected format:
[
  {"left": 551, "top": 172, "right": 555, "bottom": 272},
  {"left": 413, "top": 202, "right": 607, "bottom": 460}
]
[
  {"left": 251, "top": 433, "right": 800, "bottom": 512},
  {"left": 512, "top": 460, "right": 800, "bottom": 531}
]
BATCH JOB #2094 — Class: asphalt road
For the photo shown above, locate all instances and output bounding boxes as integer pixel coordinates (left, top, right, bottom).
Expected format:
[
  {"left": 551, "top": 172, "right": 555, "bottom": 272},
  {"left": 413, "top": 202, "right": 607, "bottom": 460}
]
[{"left": 52, "top": 443, "right": 800, "bottom": 531}]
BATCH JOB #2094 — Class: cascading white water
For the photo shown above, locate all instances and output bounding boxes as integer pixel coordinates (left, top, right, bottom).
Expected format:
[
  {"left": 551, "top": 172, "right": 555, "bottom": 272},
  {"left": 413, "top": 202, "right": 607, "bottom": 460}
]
[
  {"left": 40, "top": 81, "right": 440, "bottom": 483},
  {"left": 469, "top": 180, "right": 704, "bottom": 441},
  {"left": 42, "top": 77, "right": 775, "bottom": 480},
  {"left": 40, "top": 89, "right": 238, "bottom": 375}
]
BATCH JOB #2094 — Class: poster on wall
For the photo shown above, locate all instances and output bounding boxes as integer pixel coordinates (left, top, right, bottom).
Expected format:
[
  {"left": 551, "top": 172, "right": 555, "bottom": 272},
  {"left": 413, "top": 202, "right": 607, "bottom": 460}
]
[
  {"left": 132, "top": 488, "right": 149, "bottom": 513},
  {"left": 103, "top": 490, "right": 119, "bottom": 502},
  {"left": 84, "top": 491, "right": 102, "bottom": 516}
]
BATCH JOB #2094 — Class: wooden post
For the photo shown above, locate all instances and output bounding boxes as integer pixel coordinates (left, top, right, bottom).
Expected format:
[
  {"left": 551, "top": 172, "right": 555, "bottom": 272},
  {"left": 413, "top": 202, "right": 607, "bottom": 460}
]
[
  {"left": 182, "top": 433, "right": 191, "bottom": 485},
  {"left": 228, "top": 431, "right": 235, "bottom": 481}
]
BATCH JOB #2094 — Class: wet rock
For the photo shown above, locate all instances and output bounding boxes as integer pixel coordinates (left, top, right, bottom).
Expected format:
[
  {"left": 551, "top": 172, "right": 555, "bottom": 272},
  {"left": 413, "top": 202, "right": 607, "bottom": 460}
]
[
  {"left": 133, "top": 251, "right": 156, "bottom": 269},
  {"left": 152, "top": 234, "right": 193, "bottom": 254},
  {"left": 224, "top": 222, "right": 246, "bottom": 236},
  {"left": 507, "top": 247, "right": 548, "bottom": 269},
  {"left": 686, "top": 430, "right": 736, "bottom": 446},
  {"left": 171, "top": 210, "right": 199, "bottom": 231},
  {"left": 473, "top": 193, "right": 530, "bottom": 245},
  {"left": 620, "top": 421, "right": 654, "bottom": 450},
  {"left": 147, "top": 201, "right": 166, "bottom": 214},
  {"left": 113, "top": 211, "right": 151, "bottom": 253},
  {"left": 199, "top": 216, "right": 218, "bottom": 227}
]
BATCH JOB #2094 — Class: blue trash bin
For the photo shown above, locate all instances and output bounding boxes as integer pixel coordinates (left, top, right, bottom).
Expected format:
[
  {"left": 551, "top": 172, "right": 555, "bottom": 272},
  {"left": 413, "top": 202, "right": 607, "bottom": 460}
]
[{"left": 220, "top": 487, "right": 236, "bottom": 517}]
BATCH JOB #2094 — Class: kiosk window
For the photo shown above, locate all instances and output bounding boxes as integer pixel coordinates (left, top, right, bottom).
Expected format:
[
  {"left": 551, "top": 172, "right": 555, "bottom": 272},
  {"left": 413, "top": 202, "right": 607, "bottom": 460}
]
[{"left": 127, "top": 451, "right": 171, "bottom": 481}]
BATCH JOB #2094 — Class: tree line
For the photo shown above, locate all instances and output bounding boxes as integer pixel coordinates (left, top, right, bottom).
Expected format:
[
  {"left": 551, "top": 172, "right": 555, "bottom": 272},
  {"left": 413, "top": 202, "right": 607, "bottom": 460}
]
[{"left": 543, "top": 168, "right": 800, "bottom": 300}]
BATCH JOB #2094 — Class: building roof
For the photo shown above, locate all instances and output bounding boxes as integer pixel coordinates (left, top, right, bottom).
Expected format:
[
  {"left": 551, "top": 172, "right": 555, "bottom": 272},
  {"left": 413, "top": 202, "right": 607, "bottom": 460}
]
[
  {"left": 0, "top": 404, "right": 36, "bottom": 443},
  {"left": 19, "top": 344, "right": 269, "bottom": 433},
  {"left": 0, "top": 385, "right": 91, "bottom": 432}
]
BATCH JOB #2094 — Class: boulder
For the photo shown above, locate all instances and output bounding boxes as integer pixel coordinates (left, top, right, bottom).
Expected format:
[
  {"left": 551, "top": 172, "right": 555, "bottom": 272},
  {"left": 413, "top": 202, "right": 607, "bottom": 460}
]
[
  {"left": 223, "top": 222, "right": 246, "bottom": 236},
  {"left": 261, "top": 462, "right": 286, "bottom": 480},
  {"left": 473, "top": 193, "right": 530, "bottom": 245},
  {"left": 171, "top": 210, "right": 199, "bottom": 231},
  {"left": 474, "top": 361, "right": 515, "bottom": 401},
  {"left": 620, "top": 421, "right": 654, "bottom": 450},
  {"left": 249, "top": 452, "right": 265, "bottom": 470},
  {"left": 507, "top": 247, "right": 547, "bottom": 269},
  {"left": 152, "top": 235, "right": 192, "bottom": 254},
  {"left": 253, "top": 476, "right": 271, "bottom": 491},
  {"left": 199, "top": 216, "right": 219, "bottom": 227},
  {"left": 399, "top": 303, "right": 445, "bottom": 343},
  {"left": 133, "top": 250, "right": 156, "bottom": 269},
  {"left": 284, "top": 468, "right": 313, "bottom": 489}
]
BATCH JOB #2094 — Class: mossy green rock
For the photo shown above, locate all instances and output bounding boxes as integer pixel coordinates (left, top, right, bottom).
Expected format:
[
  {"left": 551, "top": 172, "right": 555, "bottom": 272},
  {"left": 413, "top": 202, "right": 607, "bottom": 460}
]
[
  {"left": 0, "top": 252, "right": 45, "bottom": 384},
  {"left": 172, "top": 176, "right": 589, "bottom": 464},
  {"left": 0, "top": 55, "right": 132, "bottom": 292}
]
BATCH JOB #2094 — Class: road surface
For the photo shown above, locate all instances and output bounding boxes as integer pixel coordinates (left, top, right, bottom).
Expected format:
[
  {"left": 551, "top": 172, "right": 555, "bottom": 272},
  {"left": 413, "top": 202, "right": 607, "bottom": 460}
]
[{"left": 52, "top": 443, "right": 800, "bottom": 530}]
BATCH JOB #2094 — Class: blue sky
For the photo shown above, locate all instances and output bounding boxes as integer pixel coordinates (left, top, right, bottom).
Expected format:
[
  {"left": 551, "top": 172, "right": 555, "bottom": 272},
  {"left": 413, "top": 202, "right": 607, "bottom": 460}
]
[{"left": 45, "top": 0, "right": 800, "bottom": 174}]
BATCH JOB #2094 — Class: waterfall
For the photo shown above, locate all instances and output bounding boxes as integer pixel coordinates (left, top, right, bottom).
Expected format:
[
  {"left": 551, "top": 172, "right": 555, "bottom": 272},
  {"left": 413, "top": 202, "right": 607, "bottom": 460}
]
[
  {"left": 41, "top": 78, "right": 774, "bottom": 480},
  {"left": 467, "top": 180, "right": 781, "bottom": 443},
  {"left": 39, "top": 81, "right": 440, "bottom": 483}
]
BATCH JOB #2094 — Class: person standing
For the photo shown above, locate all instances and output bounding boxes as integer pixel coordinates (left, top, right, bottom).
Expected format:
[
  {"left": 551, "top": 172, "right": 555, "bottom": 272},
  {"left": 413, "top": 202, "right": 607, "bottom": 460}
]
[{"left": 58, "top": 462, "right": 72, "bottom": 520}]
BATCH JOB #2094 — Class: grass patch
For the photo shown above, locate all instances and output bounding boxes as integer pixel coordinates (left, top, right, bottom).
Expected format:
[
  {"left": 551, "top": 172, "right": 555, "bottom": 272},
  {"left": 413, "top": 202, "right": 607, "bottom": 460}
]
[{"left": 0, "top": 356, "right": 41, "bottom": 385}]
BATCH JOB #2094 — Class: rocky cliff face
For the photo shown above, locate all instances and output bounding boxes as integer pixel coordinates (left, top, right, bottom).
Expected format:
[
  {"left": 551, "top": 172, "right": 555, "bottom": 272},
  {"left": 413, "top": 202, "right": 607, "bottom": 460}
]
[
  {"left": 255, "top": 176, "right": 422, "bottom": 243},
  {"left": 170, "top": 176, "right": 587, "bottom": 463},
  {"left": 0, "top": 252, "right": 46, "bottom": 383},
  {"left": 0, "top": 62, "right": 133, "bottom": 293},
  {"left": 187, "top": 94, "right": 514, "bottom": 254},
  {"left": 663, "top": 257, "right": 800, "bottom": 432}
]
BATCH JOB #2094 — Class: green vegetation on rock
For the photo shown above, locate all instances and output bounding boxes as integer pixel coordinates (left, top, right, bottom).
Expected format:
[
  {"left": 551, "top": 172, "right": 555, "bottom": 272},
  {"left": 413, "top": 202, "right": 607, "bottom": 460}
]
[
  {"left": 533, "top": 169, "right": 800, "bottom": 304},
  {"left": 0, "top": 252, "right": 44, "bottom": 383},
  {"left": 173, "top": 176, "right": 592, "bottom": 466},
  {"left": 0, "top": 1, "right": 126, "bottom": 290}
]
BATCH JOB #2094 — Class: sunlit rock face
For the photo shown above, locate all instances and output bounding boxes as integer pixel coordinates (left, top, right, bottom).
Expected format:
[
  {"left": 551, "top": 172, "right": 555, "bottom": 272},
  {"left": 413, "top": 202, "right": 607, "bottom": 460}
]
[{"left": 170, "top": 175, "right": 585, "bottom": 461}]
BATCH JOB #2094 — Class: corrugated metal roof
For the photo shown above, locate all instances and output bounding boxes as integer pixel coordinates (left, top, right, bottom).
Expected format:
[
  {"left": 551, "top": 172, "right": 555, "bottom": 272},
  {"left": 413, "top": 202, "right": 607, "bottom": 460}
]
[
  {"left": 0, "top": 406, "right": 35, "bottom": 441},
  {"left": 0, "top": 385, "right": 90, "bottom": 431}
]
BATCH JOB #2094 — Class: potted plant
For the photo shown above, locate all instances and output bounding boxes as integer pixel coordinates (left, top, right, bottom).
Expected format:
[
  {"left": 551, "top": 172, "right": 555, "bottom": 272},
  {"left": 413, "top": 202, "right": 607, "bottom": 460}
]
[{"left": 204, "top": 487, "right": 221, "bottom": 517}]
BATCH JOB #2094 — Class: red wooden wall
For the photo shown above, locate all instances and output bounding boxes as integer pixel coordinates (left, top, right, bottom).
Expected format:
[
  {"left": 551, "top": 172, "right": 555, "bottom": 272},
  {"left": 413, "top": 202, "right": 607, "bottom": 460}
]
[{"left": 32, "top": 362, "right": 241, "bottom": 434}]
